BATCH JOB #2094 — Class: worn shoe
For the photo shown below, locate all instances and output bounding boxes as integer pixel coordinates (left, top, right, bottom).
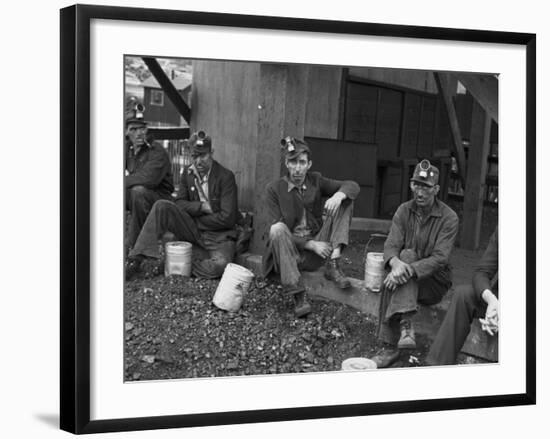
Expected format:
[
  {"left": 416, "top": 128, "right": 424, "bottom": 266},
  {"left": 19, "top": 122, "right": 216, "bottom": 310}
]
[
  {"left": 324, "top": 258, "right": 351, "bottom": 289},
  {"left": 397, "top": 319, "right": 416, "bottom": 349},
  {"left": 125, "top": 256, "right": 143, "bottom": 280},
  {"left": 293, "top": 291, "right": 312, "bottom": 318},
  {"left": 371, "top": 346, "right": 400, "bottom": 368}
]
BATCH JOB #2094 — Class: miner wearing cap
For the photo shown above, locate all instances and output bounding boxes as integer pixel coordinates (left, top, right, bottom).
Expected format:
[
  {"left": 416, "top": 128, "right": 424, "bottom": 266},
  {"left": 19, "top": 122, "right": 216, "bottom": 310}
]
[
  {"left": 125, "top": 104, "right": 174, "bottom": 252},
  {"left": 262, "top": 137, "right": 360, "bottom": 318},
  {"left": 126, "top": 131, "right": 239, "bottom": 279},
  {"left": 372, "top": 159, "right": 459, "bottom": 368}
]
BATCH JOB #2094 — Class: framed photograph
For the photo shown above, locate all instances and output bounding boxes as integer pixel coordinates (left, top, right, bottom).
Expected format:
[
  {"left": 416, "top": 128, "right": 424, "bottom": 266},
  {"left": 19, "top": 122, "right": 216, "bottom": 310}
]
[{"left": 60, "top": 4, "right": 536, "bottom": 434}]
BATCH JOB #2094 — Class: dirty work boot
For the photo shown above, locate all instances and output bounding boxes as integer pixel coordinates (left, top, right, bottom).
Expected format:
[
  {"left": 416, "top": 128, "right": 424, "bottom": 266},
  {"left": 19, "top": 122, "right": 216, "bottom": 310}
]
[
  {"left": 397, "top": 318, "right": 416, "bottom": 349},
  {"left": 371, "top": 345, "right": 400, "bottom": 368},
  {"left": 125, "top": 256, "right": 143, "bottom": 280},
  {"left": 293, "top": 290, "right": 312, "bottom": 318},
  {"left": 324, "top": 258, "right": 351, "bottom": 289}
]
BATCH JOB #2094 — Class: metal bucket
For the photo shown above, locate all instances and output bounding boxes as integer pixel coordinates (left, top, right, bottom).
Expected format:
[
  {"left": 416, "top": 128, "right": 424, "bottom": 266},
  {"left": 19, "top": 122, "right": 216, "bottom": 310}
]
[
  {"left": 212, "top": 263, "right": 255, "bottom": 312},
  {"left": 363, "top": 233, "right": 387, "bottom": 292},
  {"left": 164, "top": 241, "right": 192, "bottom": 277}
]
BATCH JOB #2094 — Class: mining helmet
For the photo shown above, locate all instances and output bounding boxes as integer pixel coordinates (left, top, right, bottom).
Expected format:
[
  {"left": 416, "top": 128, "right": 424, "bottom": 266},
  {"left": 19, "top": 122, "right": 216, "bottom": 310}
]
[{"left": 410, "top": 159, "right": 439, "bottom": 187}]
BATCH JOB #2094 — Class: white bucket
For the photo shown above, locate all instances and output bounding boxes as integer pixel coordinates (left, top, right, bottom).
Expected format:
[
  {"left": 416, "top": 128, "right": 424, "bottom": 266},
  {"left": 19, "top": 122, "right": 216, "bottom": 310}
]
[
  {"left": 164, "top": 241, "right": 192, "bottom": 277},
  {"left": 364, "top": 252, "right": 385, "bottom": 292},
  {"left": 212, "top": 263, "right": 255, "bottom": 312},
  {"left": 341, "top": 357, "right": 377, "bottom": 371}
]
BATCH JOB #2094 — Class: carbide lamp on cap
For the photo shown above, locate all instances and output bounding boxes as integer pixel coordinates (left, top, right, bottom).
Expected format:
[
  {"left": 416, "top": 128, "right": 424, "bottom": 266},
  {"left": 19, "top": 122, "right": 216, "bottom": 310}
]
[
  {"left": 281, "top": 136, "right": 296, "bottom": 152},
  {"left": 418, "top": 159, "right": 431, "bottom": 178}
]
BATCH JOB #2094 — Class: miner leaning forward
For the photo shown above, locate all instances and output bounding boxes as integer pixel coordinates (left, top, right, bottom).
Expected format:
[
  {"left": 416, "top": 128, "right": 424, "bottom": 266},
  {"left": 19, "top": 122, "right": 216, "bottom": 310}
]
[
  {"left": 262, "top": 137, "right": 360, "bottom": 318},
  {"left": 372, "top": 159, "right": 459, "bottom": 368}
]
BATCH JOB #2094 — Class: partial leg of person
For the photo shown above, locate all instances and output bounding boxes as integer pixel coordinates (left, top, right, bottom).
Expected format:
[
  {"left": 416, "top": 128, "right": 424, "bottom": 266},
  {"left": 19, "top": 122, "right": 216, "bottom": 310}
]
[
  {"left": 267, "top": 222, "right": 312, "bottom": 317},
  {"left": 374, "top": 249, "right": 448, "bottom": 367},
  {"left": 125, "top": 185, "right": 164, "bottom": 250},
  {"left": 425, "top": 284, "right": 487, "bottom": 366},
  {"left": 316, "top": 199, "right": 354, "bottom": 288},
  {"left": 129, "top": 199, "right": 202, "bottom": 259},
  {"left": 191, "top": 231, "right": 236, "bottom": 279}
]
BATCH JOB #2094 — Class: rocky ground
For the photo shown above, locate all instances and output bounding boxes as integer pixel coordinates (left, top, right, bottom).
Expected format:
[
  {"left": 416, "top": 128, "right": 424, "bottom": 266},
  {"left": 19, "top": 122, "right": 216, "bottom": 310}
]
[{"left": 124, "top": 201, "right": 497, "bottom": 382}]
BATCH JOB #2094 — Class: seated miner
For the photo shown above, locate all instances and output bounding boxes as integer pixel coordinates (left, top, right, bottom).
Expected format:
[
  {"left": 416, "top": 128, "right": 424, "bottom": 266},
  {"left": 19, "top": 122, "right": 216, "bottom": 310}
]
[
  {"left": 126, "top": 130, "right": 239, "bottom": 279},
  {"left": 262, "top": 137, "right": 360, "bottom": 318},
  {"left": 372, "top": 159, "right": 459, "bottom": 368},
  {"left": 125, "top": 102, "right": 174, "bottom": 253},
  {"left": 426, "top": 228, "right": 499, "bottom": 365}
]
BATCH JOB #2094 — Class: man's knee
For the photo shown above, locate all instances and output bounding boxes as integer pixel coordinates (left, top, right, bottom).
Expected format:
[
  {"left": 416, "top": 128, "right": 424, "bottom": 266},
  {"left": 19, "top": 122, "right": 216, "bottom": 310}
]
[
  {"left": 453, "top": 284, "right": 477, "bottom": 306},
  {"left": 400, "top": 249, "right": 419, "bottom": 264},
  {"left": 269, "top": 222, "right": 291, "bottom": 241}
]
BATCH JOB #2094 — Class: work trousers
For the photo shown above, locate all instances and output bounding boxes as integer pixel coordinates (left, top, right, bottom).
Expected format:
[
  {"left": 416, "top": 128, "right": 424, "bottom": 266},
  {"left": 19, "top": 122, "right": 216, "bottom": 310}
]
[
  {"left": 268, "top": 201, "right": 353, "bottom": 286},
  {"left": 125, "top": 185, "right": 171, "bottom": 250},
  {"left": 129, "top": 199, "right": 235, "bottom": 279},
  {"left": 377, "top": 249, "right": 449, "bottom": 345},
  {"left": 426, "top": 284, "right": 489, "bottom": 365}
]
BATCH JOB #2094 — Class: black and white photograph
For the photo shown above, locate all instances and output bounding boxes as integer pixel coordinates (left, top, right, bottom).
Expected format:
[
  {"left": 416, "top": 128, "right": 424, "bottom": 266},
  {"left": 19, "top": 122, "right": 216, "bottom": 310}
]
[{"left": 123, "top": 56, "right": 500, "bottom": 381}]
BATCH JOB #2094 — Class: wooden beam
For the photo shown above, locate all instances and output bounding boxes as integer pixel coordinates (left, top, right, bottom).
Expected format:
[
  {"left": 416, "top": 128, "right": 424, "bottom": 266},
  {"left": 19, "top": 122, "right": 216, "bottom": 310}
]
[
  {"left": 142, "top": 57, "right": 191, "bottom": 124},
  {"left": 461, "top": 99, "right": 492, "bottom": 250},
  {"left": 452, "top": 73, "right": 498, "bottom": 123},
  {"left": 433, "top": 72, "right": 467, "bottom": 187}
]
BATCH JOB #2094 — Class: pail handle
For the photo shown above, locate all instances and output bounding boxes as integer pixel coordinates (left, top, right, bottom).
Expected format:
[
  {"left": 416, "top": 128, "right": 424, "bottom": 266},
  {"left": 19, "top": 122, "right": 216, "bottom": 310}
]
[{"left": 364, "top": 233, "right": 388, "bottom": 262}]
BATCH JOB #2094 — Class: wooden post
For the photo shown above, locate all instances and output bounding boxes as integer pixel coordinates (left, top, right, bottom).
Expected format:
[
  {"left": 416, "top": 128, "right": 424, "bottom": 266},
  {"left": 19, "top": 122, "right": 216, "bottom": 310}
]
[
  {"left": 250, "top": 64, "right": 308, "bottom": 254},
  {"left": 461, "top": 100, "right": 492, "bottom": 250},
  {"left": 433, "top": 72, "right": 467, "bottom": 187}
]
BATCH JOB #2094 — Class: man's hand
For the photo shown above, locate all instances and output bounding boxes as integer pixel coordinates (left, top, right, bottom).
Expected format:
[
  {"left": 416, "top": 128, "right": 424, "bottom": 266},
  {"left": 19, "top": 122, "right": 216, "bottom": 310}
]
[
  {"left": 305, "top": 240, "right": 332, "bottom": 259},
  {"left": 383, "top": 272, "right": 399, "bottom": 291},
  {"left": 480, "top": 290, "right": 499, "bottom": 335},
  {"left": 388, "top": 257, "right": 415, "bottom": 284},
  {"left": 200, "top": 201, "right": 213, "bottom": 214},
  {"left": 324, "top": 192, "right": 346, "bottom": 217}
]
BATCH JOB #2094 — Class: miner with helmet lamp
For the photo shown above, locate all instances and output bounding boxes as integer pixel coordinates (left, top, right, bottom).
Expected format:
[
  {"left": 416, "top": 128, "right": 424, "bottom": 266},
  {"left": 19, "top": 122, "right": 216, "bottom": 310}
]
[
  {"left": 126, "top": 129, "right": 239, "bottom": 280},
  {"left": 124, "top": 99, "right": 174, "bottom": 255},
  {"left": 262, "top": 136, "right": 360, "bottom": 318},
  {"left": 371, "top": 159, "right": 459, "bottom": 368}
]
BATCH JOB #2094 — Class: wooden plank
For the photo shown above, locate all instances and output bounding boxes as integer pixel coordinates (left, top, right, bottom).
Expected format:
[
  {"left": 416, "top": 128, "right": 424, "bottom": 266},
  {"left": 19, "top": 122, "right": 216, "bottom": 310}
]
[
  {"left": 433, "top": 72, "right": 467, "bottom": 187},
  {"left": 453, "top": 73, "right": 498, "bottom": 123},
  {"left": 461, "top": 99, "right": 492, "bottom": 250},
  {"left": 251, "top": 64, "right": 288, "bottom": 254},
  {"left": 142, "top": 57, "right": 191, "bottom": 123}
]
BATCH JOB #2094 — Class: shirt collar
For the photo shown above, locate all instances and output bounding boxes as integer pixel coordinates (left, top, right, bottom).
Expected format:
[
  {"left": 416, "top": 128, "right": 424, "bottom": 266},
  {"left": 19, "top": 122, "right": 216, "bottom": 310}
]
[
  {"left": 283, "top": 175, "right": 307, "bottom": 193},
  {"left": 189, "top": 164, "right": 211, "bottom": 182}
]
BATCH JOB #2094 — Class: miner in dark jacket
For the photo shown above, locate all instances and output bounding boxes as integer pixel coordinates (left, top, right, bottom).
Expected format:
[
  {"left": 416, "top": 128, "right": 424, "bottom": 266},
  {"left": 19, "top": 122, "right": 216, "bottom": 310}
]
[
  {"left": 125, "top": 109, "right": 174, "bottom": 251},
  {"left": 262, "top": 137, "right": 360, "bottom": 317},
  {"left": 372, "top": 160, "right": 459, "bottom": 368},
  {"left": 127, "top": 131, "right": 238, "bottom": 279}
]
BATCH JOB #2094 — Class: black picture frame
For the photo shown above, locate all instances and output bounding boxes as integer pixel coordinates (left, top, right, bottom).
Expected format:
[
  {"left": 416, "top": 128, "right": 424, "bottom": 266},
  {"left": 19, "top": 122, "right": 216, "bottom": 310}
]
[{"left": 60, "top": 4, "right": 536, "bottom": 434}]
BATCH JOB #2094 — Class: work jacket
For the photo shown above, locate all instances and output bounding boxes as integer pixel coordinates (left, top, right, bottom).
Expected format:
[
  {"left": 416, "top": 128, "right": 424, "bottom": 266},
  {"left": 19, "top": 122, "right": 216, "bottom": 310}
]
[
  {"left": 125, "top": 141, "right": 174, "bottom": 197},
  {"left": 262, "top": 171, "right": 360, "bottom": 276},
  {"left": 384, "top": 198, "right": 459, "bottom": 286},
  {"left": 175, "top": 160, "right": 239, "bottom": 237},
  {"left": 472, "top": 228, "right": 498, "bottom": 299}
]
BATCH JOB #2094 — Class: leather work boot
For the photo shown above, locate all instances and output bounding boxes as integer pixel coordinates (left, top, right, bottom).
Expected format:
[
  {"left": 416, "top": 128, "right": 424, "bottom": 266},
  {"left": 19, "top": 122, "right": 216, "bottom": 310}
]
[
  {"left": 371, "top": 345, "right": 400, "bottom": 368},
  {"left": 324, "top": 258, "right": 351, "bottom": 289},
  {"left": 125, "top": 256, "right": 143, "bottom": 281},
  {"left": 293, "top": 290, "right": 312, "bottom": 318},
  {"left": 397, "top": 318, "right": 416, "bottom": 349}
]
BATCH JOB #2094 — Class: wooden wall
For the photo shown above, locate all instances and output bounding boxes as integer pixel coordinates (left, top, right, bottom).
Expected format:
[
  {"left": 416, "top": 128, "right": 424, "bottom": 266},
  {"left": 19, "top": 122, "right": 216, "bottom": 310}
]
[
  {"left": 191, "top": 61, "right": 260, "bottom": 211},
  {"left": 143, "top": 87, "right": 190, "bottom": 127},
  {"left": 348, "top": 67, "right": 438, "bottom": 94}
]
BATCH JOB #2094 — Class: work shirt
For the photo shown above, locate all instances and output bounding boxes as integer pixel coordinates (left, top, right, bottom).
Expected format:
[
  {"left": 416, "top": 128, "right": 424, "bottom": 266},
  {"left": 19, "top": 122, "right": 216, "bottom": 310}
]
[
  {"left": 284, "top": 176, "right": 311, "bottom": 238},
  {"left": 472, "top": 228, "right": 498, "bottom": 299},
  {"left": 189, "top": 164, "right": 211, "bottom": 202},
  {"left": 264, "top": 171, "right": 360, "bottom": 249},
  {"left": 125, "top": 141, "right": 174, "bottom": 196},
  {"left": 384, "top": 198, "right": 459, "bottom": 285}
]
